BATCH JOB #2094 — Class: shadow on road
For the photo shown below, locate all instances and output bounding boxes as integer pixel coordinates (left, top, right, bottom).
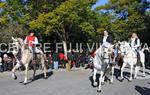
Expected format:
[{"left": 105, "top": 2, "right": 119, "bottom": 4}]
[
  {"left": 135, "top": 86, "right": 150, "bottom": 95},
  {"left": 107, "top": 68, "right": 131, "bottom": 82},
  {"left": 88, "top": 68, "right": 133, "bottom": 84},
  {"left": 33, "top": 70, "right": 53, "bottom": 81},
  {"left": 19, "top": 71, "right": 53, "bottom": 85},
  {"left": 146, "top": 63, "right": 150, "bottom": 71}
]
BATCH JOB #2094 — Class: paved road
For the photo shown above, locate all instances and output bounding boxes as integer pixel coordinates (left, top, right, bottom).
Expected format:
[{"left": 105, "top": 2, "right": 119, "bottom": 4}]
[{"left": 0, "top": 67, "right": 150, "bottom": 95}]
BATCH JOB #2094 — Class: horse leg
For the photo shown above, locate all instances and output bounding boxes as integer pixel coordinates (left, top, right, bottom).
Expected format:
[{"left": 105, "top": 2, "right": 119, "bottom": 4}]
[
  {"left": 93, "top": 68, "right": 97, "bottom": 87},
  {"left": 110, "top": 66, "right": 114, "bottom": 83},
  {"left": 12, "top": 59, "right": 16, "bottom": 68},
  {"left": 142, "top": 63, "right": 146, "bottom": 77},
  {"left": 24, "top": 63, "right": 29, "bottom": 85},
  {"left": 39, "top": 51, "right": 47, "bottom": 79},
  {"left": 101, "top": 76, "right": 105, "bottom": 84},
  {"left": 120, "top": 63, "right": 126, "bottom": 81},
  {"left": 43, "top": 62, "right": 47, "bottom": 79},
  {"left": 97, "top": 71, "right": 104, "bottom": 93},
  {"left": 140, "top": 51, "right": 146, "bottom": 77},
  {"left": 134, "top": 66, "right": 140, "bottom": 79},
  {"left": 141, "top": 59, "right": 146, "bottom": 77},
  {"left": 32, "top": 64, "right": 36, "bottom": 81},
  {"left": 12, "top": 62, "right": 21, "bottom": 80},
  {"left": 129, "top": 64, "right": 133, "bottom": 82}
]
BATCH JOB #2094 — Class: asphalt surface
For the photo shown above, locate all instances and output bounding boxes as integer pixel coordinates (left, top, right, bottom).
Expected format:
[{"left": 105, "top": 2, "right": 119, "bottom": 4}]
[{"left": 0, "top": 66, "right": 150, "bottom": 95}]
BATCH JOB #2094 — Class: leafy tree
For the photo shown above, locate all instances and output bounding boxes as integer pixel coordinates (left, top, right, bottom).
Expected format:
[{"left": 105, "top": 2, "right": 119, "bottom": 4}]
[
  {"left": 29, "top": 0, "right": 98, "bottom": 56},
  {"left": 95, "top": 0, "right": 150, "bottom": 43}
]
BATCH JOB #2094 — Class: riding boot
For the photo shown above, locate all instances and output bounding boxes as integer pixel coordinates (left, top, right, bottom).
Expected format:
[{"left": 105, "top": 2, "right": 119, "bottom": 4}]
[{"left": 32, "top": 51, "right": 36, "bottom": 64}]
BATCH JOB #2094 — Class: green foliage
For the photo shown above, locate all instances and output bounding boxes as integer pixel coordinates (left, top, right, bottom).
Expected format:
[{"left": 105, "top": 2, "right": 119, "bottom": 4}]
[
  {"left": 95, "top": 0, "right": 150, "bottom": 42},
  {"left": 29, "top": 0, "right": 98, "bottom": 42},
  {"left": 0, "top": 0, "right": 150, "bottom": 45},
  {"left": 79, "top": 22, "right": 95, "bottom": 35}
]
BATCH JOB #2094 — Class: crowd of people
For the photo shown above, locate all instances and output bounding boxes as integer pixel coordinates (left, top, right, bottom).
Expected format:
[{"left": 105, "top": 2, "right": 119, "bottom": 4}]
[
  {"left": 0, "top": 52, "right": 14, "bottom": 72},
  {"left": 0, "top": 49, "right": 94, "bottom": 72}
]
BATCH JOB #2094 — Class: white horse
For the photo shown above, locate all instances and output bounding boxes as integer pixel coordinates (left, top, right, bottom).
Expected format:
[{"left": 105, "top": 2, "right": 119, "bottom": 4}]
[
  {"left": 11, "top": 37, "right": 48, "bottom": 85},
  {"left": 93, "top": 43, "right": 114, "bottom": 92},
  {"left": 119, "top": 41, "right": 145, "bottom": 81}
]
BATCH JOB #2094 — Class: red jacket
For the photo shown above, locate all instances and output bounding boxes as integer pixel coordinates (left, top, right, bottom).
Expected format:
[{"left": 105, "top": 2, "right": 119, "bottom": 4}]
[
  {"left": 59, "top": 53, "right": 68, "bottom": 61},
  {"left": 26, "top": 36, "right": 36, "bottom": 47}
]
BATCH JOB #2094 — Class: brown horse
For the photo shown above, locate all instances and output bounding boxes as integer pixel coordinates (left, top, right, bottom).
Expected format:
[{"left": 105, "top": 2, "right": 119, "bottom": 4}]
[
  {"left": 112, "top": 43, "right": 124, "bottom": 69},
  {"left": 117, "top": 53, "right": 124, "bottom": 69}
]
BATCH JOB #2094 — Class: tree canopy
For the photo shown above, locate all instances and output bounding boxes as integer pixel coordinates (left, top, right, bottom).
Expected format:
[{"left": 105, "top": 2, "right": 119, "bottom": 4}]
[{"left": 0, "top": 0, "right": 150, "bottom": 45}]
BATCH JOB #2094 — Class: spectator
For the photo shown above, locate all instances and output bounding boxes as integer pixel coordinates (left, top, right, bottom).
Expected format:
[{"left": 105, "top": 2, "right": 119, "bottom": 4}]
[
  {"left": 59, "top": 52, "right": 66, "bottom": 68},
  {"left": 52, "top": 53, "right": 59, "bottom": 70},
  {"left": 47, "top": 53, "right": 53, "bottom": 69},
  {"left": 67, "top": 51, "right": 73, "bottom": 70},
  {"left": 85, "top": 52, "right": 94, "bottom": 69},
  {"left": 79, "top": 49, "right": 86, "bottom": 67},
  {"left": 3, "top": 54, "right": 8, "bottom": 71},
  {"left": 71, "top": 50, "right": 79, "bottom": 67}
]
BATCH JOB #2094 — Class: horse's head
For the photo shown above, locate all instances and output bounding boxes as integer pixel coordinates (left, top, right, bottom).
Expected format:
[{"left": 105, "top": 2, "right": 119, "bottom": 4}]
[
  {"left": 119, "top": 41, "right": 127, "bottom": 56},
  {"left": 119, "top": 41, "right": 132, "bottom": 56},
  {"left": 12, "top": 37, "right": 19, "bottom": 46},
  {"left": 11, "top": 37, "right": 24, "bottom": 55},
  {"left": 102, "top": 43, "right": 113, "bottom": 58}
]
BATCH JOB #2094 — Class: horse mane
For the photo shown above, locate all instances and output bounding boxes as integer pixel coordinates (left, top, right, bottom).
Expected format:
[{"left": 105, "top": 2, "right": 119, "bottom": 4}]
[
  {"left": 122, "top": 41, "right": 133, "bottom": 53},
  {"left": 12, "top": 37, "right": 24, "bottom": 47}
]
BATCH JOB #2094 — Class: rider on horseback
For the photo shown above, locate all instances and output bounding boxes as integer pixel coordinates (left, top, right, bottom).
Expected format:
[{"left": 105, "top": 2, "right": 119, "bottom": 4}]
[
  {"left": 129, "top": 33, "right": 141, "bottom": 63},
  {"left": 101, "top": 30, "right": 113, "bottom": 46},
  {"left": 24, "top": 30, "right": 38, "bottom": 63},
  {"left": 100, "top": 30, "right": 115, "bottom": 64}
]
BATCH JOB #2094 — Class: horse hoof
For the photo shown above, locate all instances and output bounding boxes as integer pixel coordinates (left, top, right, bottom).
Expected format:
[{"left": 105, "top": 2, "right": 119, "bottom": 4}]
[
  {"left": 44, "top": 76, "right": 48, "bottom": 79},
  {"left": 93, "top": 83, "right": 97, "bottom": 87},
  {"left": 97, "top": 90, "right": 101, "bottom": 93},
  {"left": 14, "top": 75, "right": 17, "bottom": 80},
  {"left": 12, "top": 74, "right": 17, "bottom": 80},
  {"left": 23, "top": 83, "right": 27, "bottom": 85},
  {"left": 128, "top": 80, "right": 132, "bottom": 82},
  {"left": 120, "top": 79, "right": 124, "bottom": 82},
  {"left": 31, "top": 78, "right": 35, "bottom": 81},
  {"left": 102, "top": 82, "right": 105, "bottom": 85},
  {"left": 109, "top": 81, "right": 113, "bottom": 84}
]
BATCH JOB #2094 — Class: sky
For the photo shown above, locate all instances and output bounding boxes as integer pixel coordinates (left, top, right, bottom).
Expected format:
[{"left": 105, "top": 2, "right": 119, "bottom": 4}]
[
  {"left": 92, "top": 0, "right": 150, "bottom": 9},
  {"left": 92, "top": 0, "right": 108, "bottom": 9}
]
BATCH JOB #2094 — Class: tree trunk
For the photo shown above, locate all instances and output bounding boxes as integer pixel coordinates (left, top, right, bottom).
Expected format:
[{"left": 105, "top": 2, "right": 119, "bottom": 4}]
[
  {"left": 56, "top": 29, "right": 68, "bottom": 57},
  {"left": 62, "top": 40, "right": 68, "bottom": 57}
]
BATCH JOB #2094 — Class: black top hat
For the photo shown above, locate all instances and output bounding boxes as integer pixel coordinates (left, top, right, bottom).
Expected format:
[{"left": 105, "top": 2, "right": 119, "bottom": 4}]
[{"left": 29, "top": 30, "right": 35, "bottom": 34}]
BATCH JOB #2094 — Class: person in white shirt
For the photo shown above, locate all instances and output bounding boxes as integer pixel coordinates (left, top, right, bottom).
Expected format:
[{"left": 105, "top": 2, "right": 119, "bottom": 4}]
[
  {"left": 101, "top": 30, "right": 113, "bottom": 47},
  {"left": 101, "top": 30, "right": 115, "bottom": 64},
  {"left": 129, "top": 33, "right": 141, "bottom": 63},
  {"left": 130, "top": 33, "right": 140, "bottom": 51}
]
